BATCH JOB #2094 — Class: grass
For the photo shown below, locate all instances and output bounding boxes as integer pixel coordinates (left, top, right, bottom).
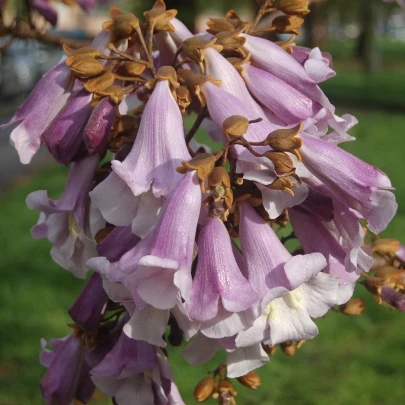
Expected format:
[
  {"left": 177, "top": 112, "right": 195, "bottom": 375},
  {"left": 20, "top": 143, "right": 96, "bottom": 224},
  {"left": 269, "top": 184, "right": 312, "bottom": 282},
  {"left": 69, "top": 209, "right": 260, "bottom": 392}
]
[{"left": 0, "top": 104, "right": 405, "bottom": 405}]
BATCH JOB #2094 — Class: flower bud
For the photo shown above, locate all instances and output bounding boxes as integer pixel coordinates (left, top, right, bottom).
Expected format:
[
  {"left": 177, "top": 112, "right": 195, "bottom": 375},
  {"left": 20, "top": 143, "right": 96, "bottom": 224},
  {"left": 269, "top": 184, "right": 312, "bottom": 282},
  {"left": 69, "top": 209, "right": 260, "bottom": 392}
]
[
  {"left": 272, "top": 15, "right": 304, "bottom": 35},
  {"left": 66, "top": 56, "right": 106, "bottom": 78},
  {"left": 237, "top": 371, "right": 261, "bottom": 390},
  {"left": 281, "top": 341, "right": 296, "bottom": 356},
  {"left": 223, "top": 115, "right": 249, "bottom": 139},
  {"left": 264, "top": 123, "right": 303, "bottom": 152},
  {"left": 278, "top": 0, "right": 310, "bottom": 16},
  {"left": 339, "top": 298, "right": 365, "bottom": 316},
  {"left": 263, "top": 151, "right": 294, "bottom": 174},
  {"left": 372, "top": 238, "right": 401, "bottom": 257},
  {"left": 194, "top": 376, "right": 216, "bottom": 402},
  {"left": 218, "top": 379, "right": 237, "bottom": 396}
]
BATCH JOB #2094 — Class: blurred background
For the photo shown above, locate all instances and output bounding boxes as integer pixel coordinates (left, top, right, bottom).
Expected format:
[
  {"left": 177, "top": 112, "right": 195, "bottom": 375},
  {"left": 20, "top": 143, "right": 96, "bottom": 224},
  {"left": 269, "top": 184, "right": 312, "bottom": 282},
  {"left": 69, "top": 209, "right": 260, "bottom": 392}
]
[{"left": 1, "top": 0, "right": 405, "bottom": 404}]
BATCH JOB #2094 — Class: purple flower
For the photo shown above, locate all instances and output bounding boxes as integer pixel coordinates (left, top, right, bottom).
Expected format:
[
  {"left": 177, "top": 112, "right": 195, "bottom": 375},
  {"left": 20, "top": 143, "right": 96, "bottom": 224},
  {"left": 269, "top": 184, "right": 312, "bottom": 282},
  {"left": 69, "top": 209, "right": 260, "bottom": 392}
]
[
  {"left": 187, "top": 217, "right": 259, "bottom": 338},
  {"left": 26, "top": 155, "right": 103, "bottom": 278},
  {"left": 91, "top": 334, "right": 185, "bottom": 405},
  {"left": 42, "top": 81, "right": 93, "bottom": 165},
  {"left": 235, "top": 202, "right": 339, "bottom": 347},
  {"left": 84, "top": 97, "right": 116, "bottom": 156},
  {"left": 40, "top": 335, "right": 95, "bottom": 405},
  {"left": 292, "top": 46, "right": 335, "bottom": 83},
  {"left": 68, "top": 273, "right": 109, "bottom": 334},
  {"left": 3, "top": 60, "right": 73, "bottom": 164},
  {"left": 300, "top": 134, "right": 397, "bottom": 233},
  {"left": 204, "top": 47, "right": 266, "bottom": 118},
  {"left": 380, "top": 286, "right": 405, "bottom": 312},
  {"left": 110, "top": 76, "right": 191, "bottom": 198}
]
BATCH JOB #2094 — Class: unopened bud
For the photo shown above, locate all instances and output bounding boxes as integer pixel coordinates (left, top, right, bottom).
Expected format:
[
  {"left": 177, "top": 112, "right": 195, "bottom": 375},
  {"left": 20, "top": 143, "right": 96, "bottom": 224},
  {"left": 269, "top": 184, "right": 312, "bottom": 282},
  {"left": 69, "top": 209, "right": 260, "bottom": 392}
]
[
  {"left": 339, "top": 298, "right": 365, "bottom": 316},
  {"left": 278, "top": 0, "right": 310, "bottom": 16},
  {"left": 66, "top": 56, "right": 105, "bottom": 78},
  {"left": 237, "top": 371, "right": 261, "bottom": 390},
  {"left": 223, "top": 115, "right": 249, "bottom": 139},
  {"left": 116, "top": 61, "right": 146, "bottom": 77},
  {"left": 263, "top": 151, "right": 294, "bottom": 174},
  {"left": 177, "top": 153, "right": 216, "bottom": 185},
  {"left": 281, "top": 341, "right": 296, "bottom": 356},
  {"left": 218, "top": 379, "right": 237, "bottom": 396},
  {"left": 372, "top": 238, "right": 401, "bottom": 257},
  {"left": 144, "top": 0, "right": 177, "bottom": 32},
  {"left": 272, "top": 15, "right": 304, "bottom": 35},
  {"left": 194, "top": 376, "right": 216, "bottom": 402},
  {"left": 176, "top": 86, "right": 191, "bottom": 112},
  {"left": 103, "top": 7, "right": 140, "bottom": 42},
  {"left": 84, "top": 71, "right": 115, "bottom": 93},
  {"left": 265, "top": 123, "right": 303, "bottom": 152}
]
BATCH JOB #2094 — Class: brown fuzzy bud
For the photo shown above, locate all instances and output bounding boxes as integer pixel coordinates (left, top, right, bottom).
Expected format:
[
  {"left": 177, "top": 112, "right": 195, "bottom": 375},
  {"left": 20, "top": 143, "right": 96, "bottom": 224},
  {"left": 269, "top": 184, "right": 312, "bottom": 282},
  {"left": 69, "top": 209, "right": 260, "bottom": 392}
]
[
  {"left": 278, "top": 0, "right": 310, "bottom": 16},
  {"left": 263, "top": 151, "right": 294, "bottom": 175},
  {"left": 116, "top": 61, "right": 146, "bottom": 77},
  {"left": 103, "top": 7, "right": 140, "bottom": 42},
  {"left": 177, "top": 153, "right": 216, "bottom": 192},
  {"left": 223, "top": 115, "right": 249, "bottom": 139},
  {"left": 281, "top": 341, "right": 296, "bottom": 356},
  {"left": 176, "top": 86, "right": 191, "bottom": 112},
  {"left": 339, "top": 298, "right": 366, "bottom": 316},
  {"left": 63, "top": 45, "right": 102, "bottom": 59},
  {"left": 372, "top": 238, "right": 401, "bottom": 257},
  {"left": 218, "top": 379, "right": 237, "bottom": 396},
  {"left": 264, "top": 123, "right": 303, "bottom": 152},
  {"left": 144, "top": 0, "right": 177, "bottom": 32},
  {"left": 94, "top": 84, "right": 125, "bottom": 104},
  {"left": 66, "top": 56, "right": 105, "bottom": 78},
  {"left": 83, "top": 71, "right": 115, "bottom": 93},
  {"left": 267, "top": 174, "right": 301, "bottom": 195},
  {"left": 194, "top": 376, "right": 216, "bottom": 402},
  {"left": 272, "top": 15, "right": 304, "bottom": 35},
  {"left": 237, "top": 371, "right": 261, "bottom": 390},
  {"left": 182, "top": 37, "right": 223, "bottom": 70},
  {"left": 214, "top": 29, "right": 246, "bottom": 53}
]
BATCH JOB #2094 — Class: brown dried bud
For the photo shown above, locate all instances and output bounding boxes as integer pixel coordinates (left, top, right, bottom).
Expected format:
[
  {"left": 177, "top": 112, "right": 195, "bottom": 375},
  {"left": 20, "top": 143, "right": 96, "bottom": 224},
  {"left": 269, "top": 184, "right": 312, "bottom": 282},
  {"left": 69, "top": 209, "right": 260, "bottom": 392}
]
[
  {"left": 262, "top": 344, "right": 277, "bottom": 357},
  {"left": 373, "top": 267, "right": 405, "bottom": 284},
  {"left": 94, "top": 84, "right": 125, "bottom": 104},
  {"left": 182, "top": 37, "right": 223, "bottom": 70},
  {"left": 223, "top": 115, "right": 249, "bottom": 139},
  {"left": 263, "top": 151, "right": 294, "bottom": 175},
  {"left": 144, "top": 0, "right": 177, "bottom": 32},
  {"left": 176, "top": 86, "right": 191, "bottom": 112},
  {"left": 177, "top": 153, "right": 216, "bottom": 192},
  {"left": 83, "top": 71, "right": 116, "bottom": 93},
  {"left": 66, "top": 56, "right": 105, "bottom": 78},
  {"left": 267, "top": 174, "right": 301, "bottom": 195},
  {"left": 214, "top": 29, "right": 247, "bottom": 53},
  {"left": 217, "top": 379, "right": 237, "bottom": 396},
  {"left": 264, "top": 123, "right": 303, "bottom": 152},
  {"left": 194, "top": 376, "right": 216, "bottom": 402},
  {"left": 207, "top": 10, "right": 246, "bottom": 35},
  {"left": 103, "top": 7, "right": 140, "bottom": 42},
  {"left": 272, "top": 15, "right": 304, "bottom": 35},
  {"left": 339, "top": 298, "right": 366, "bottom": 316},
  {"left": 278, "top": 0, "right": 310, "bottom": 16},
  {"left": 116, "top": 61, "right": 146, "bottom": 77},
  {"left": 209, "top": 167, "right": 231, "bottom": 189},
  {"left": 281, "top": 341, "right": 296, "bottom": 356},
  {"left": 63, "top": 45, "right": 102, "bottom": 59},
  {"left": 372, "top": 238, "right": 401, "bottom": 257},
  {"left": 237, "top": 371, "right": 261, "bottom": 390},
  {"left": 146, "top": 66, "right": 180, "bottom": 91}
]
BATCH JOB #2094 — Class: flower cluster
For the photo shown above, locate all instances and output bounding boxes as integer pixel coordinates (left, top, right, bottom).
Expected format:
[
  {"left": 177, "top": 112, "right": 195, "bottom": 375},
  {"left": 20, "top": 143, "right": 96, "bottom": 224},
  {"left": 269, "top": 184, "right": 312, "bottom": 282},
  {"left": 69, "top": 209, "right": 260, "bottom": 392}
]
[{"left": 4, "top": 1, "right": 403, "bottom": 404}]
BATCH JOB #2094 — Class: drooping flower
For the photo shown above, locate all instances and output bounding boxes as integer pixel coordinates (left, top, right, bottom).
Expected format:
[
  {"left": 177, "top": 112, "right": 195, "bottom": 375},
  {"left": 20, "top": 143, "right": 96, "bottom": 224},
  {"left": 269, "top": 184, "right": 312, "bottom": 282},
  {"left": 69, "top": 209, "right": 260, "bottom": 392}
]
[
  {"left": 299, "top": 134, "right": 397, "bottom": 233},
  {"left": 187, "top": 217, "right": 259, "bottom": 338},
  {"left": 235, "top": 202, "right": 339, "bottom": 347},
  {"left": 26, "top": 155, "right": 103, "bottom": 278}
]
